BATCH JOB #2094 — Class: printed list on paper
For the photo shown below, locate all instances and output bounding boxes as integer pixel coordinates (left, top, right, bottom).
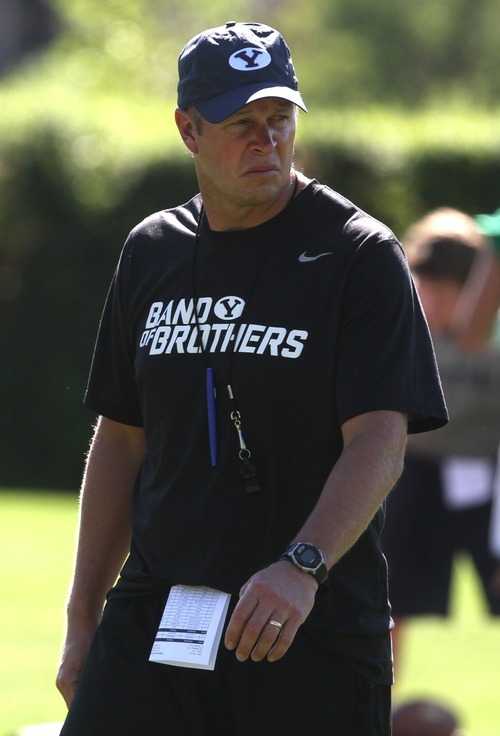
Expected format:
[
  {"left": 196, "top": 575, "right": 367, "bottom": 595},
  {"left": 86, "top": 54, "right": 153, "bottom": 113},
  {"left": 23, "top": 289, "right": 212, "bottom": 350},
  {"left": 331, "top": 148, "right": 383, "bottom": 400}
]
[{"left": 149, "top": 585, "right": 231, "bottom": 670}]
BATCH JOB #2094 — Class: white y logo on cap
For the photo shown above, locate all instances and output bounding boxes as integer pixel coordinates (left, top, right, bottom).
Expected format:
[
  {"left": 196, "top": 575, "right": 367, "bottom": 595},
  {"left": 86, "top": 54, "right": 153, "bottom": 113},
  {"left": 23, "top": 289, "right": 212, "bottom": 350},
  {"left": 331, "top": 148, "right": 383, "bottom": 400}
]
[{"left": 229, "top": 48, "right": 272, "bottom": 71}]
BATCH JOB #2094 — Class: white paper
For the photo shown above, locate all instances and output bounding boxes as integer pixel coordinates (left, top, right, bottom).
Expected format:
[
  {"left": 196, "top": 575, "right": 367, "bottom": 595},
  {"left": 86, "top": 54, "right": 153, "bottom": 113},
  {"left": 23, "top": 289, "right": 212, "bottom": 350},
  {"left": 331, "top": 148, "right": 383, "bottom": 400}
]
[
  {"left": 441, "top": 457, "right": 494, "bottom": 510},
  {"left": 149, "top": 585, "right": 231, "bottom": 670}
]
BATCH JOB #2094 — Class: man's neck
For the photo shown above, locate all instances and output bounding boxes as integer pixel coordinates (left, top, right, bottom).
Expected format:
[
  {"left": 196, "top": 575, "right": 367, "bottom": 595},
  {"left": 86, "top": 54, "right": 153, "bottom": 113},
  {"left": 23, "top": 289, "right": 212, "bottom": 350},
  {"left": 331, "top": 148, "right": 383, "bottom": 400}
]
[{"left": 201, "top": 172, "right": 309, "bottom": 232}]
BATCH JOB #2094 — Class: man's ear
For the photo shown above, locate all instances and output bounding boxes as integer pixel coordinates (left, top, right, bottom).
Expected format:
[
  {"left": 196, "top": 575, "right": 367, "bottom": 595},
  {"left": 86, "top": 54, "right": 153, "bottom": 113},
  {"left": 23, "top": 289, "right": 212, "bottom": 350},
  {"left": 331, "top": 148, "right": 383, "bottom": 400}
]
[{"left": 175, "top": 108, "right": 198, "bottom": 154}]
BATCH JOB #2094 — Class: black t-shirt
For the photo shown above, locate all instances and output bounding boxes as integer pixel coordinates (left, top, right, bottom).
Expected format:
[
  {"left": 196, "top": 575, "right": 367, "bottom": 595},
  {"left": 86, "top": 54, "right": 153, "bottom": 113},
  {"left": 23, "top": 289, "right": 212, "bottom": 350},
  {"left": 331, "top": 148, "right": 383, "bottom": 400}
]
[{"left": 85, "top": 179, "right": 448, "bottom": 683}]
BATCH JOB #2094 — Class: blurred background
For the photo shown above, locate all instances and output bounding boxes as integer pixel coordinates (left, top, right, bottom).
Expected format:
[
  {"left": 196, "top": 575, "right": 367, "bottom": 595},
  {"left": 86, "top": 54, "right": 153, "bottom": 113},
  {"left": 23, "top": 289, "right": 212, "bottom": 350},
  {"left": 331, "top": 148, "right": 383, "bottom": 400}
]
[
  {"left": 1, "top": 0, "right": 499, "bottom": 491},
  {"left": 0, "top": 1, "right": 499, "bottom": 734}
]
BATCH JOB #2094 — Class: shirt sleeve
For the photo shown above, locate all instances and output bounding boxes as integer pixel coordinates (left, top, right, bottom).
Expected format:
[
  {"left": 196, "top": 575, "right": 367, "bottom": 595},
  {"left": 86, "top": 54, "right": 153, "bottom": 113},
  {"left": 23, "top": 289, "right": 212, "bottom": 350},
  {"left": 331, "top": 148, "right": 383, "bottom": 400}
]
[
  {"left": 84, "top": 238, "right": 144, "bottom": 426},
  {"left": 335, "top": 236, "right": 448, "bottom": 434}
]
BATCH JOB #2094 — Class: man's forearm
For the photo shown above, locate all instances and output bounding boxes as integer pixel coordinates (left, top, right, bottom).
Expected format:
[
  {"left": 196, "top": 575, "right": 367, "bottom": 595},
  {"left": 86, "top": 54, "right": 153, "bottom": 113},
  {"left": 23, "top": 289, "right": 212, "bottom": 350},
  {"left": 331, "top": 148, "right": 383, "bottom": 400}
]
[
  {"left": 294, "top": 410, "right": 407, "bottom": 569},
  {"left": 66, "top": 416, "right": 147, "bottom": 620},
  {"left": 57, "top": 417, "right": 147, "bottom": 707},
  {"left": 224, "top": 410, "right": 407, "bottom": 664}
]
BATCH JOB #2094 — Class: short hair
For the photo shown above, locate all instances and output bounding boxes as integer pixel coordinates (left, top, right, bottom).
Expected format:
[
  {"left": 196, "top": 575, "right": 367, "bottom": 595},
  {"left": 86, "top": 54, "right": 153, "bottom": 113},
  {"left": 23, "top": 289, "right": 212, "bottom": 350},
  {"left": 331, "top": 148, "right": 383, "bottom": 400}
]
[
  {"left": 179, "top": 106, "right": 204, "bottom": 134},
  {"left": 403, "top": 208, "right": 488, "bottom": 285}
]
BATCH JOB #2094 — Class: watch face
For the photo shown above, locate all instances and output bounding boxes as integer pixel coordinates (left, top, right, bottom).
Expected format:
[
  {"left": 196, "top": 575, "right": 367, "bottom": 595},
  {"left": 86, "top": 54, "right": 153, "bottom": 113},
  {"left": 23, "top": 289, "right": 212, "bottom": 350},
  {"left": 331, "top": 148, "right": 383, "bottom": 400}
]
[{"left": 295, "top": 543, "right": 320, "bottom": 568}]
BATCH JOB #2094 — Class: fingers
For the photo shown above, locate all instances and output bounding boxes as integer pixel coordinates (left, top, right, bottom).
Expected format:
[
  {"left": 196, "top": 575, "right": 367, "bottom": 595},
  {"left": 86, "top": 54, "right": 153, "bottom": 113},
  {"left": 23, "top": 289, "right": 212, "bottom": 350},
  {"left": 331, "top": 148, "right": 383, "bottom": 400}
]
[
  {"left": 226, "top": 608, "right": 296, "bottom": 663},
  {"left": 56, "top": 664, "right": 81, "bottom": 709},
  {"left": 56, "top": 630, "right": 95, "bottom": 709},
  {"left": 252, "top": 618, "right": 296, "bottom": 663},
  {"left": 224, "top": 561, "right": 317, "bottom": 663}
]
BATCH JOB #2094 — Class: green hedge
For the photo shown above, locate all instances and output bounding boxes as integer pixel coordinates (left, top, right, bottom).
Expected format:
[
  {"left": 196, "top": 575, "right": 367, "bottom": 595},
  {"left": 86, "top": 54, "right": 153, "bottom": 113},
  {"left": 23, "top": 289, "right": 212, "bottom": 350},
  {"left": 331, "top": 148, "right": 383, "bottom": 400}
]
[
  {"left": 304, "top": 144, "right": 500, "bottom": 235},
  {"left": 1, "top": 122, "right": 499, "bottom": 489}
]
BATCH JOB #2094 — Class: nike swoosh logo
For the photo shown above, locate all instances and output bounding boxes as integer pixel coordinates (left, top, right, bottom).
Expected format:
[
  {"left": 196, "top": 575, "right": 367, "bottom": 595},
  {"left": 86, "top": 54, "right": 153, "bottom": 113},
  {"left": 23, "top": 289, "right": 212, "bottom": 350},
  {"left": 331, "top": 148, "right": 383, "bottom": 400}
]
[{"left": 299, "top": 251, "right": 333, "bottom": 262}]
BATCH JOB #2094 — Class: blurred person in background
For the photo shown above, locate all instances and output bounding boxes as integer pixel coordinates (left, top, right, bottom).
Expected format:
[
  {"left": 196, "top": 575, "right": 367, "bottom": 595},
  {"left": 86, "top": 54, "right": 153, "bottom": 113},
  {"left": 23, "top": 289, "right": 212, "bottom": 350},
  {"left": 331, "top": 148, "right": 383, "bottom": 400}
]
[
  {"left": 454, "top": 209, "right": 500, "bottom": 586},
  {"left": 381, "top": 207, "right": 500, "bottom": 677}
]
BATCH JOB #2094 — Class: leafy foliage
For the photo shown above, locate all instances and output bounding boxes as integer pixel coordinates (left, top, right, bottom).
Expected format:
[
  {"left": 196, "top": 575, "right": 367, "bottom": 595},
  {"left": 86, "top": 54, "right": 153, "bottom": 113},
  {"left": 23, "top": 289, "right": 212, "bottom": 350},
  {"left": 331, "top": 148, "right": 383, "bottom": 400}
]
[
  {"left": 279, "top": 0, "right": 500, "bottom": 107},
  {"left": 0, "top": 0, "right": 500, "bottom": 488},
  {"left": 2, "top": 0, "right": 500, "bottom": 131}
]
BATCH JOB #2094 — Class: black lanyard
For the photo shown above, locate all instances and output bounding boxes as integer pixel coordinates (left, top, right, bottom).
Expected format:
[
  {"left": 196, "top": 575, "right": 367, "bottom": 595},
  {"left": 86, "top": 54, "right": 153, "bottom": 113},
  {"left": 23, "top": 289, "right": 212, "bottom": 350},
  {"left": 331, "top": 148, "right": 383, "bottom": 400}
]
[{"left": 192, "top": 175, "right": 299, "bottom": 492}]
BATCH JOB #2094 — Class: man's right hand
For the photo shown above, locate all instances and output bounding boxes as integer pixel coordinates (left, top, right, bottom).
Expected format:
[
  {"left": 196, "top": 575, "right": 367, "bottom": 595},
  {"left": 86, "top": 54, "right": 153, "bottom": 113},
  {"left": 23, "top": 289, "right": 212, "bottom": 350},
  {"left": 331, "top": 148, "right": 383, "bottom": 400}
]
[{"left": 56, "top": 620, "right": 98, "bottom": 708}]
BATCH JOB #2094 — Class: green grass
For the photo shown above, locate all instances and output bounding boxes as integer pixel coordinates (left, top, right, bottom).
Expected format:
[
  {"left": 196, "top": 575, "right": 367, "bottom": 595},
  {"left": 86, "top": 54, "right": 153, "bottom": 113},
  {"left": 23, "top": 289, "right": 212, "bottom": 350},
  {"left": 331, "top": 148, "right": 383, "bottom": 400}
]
[
  {"left": 0, "top": 491, "right": 77, "bottom": 736},
  {"left": 1, "top": 490, "right": 499, "bottom": 735},
  {"left": 394, "top": 554, "right": 500, "bottom": 735}
]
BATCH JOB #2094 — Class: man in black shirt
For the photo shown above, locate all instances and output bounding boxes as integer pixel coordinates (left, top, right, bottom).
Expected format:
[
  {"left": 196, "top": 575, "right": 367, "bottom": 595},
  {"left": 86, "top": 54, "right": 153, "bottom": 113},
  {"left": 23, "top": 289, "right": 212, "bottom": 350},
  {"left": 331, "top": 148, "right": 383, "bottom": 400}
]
[{"left": 57, "top": 21, "right": 448, "bottom": 735}]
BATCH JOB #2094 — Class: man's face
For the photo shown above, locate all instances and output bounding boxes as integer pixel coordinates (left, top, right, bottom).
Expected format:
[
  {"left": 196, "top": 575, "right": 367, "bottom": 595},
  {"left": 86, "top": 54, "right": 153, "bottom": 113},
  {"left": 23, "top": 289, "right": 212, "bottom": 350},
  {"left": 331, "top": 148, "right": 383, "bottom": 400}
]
[{"left": 178, "top": 97, "right": 298, "bottom": 227}]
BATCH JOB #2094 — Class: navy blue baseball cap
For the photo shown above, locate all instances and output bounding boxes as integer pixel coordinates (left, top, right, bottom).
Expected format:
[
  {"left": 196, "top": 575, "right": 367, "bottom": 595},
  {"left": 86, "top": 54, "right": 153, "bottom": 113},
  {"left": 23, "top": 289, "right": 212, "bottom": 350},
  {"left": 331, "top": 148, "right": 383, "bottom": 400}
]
[{"left": 177, "top": 21, "right": 307, "bottom": 123}]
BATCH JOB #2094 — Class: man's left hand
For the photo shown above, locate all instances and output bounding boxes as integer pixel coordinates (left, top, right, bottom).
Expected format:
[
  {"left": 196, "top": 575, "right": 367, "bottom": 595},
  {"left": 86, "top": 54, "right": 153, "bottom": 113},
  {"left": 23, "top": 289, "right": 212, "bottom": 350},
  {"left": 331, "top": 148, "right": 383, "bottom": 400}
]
[{"left": 224, "top": 560, "right": 318, "bottom": 662}]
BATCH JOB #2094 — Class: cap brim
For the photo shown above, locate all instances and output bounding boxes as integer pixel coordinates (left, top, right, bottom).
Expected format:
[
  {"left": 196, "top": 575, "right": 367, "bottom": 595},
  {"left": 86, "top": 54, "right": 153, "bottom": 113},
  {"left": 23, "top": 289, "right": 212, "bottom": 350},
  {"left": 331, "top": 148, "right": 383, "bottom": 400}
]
[{"left": 196, "top": 83, "right": 307, "bottom": 124}]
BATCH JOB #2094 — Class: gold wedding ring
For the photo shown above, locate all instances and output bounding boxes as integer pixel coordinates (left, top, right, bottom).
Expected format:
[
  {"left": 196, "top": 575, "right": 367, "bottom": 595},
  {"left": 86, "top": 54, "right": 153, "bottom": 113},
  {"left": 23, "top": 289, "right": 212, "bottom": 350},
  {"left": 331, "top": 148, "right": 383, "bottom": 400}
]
[{"left": 268, "top": 619, "right": 283, "bottom": 630}]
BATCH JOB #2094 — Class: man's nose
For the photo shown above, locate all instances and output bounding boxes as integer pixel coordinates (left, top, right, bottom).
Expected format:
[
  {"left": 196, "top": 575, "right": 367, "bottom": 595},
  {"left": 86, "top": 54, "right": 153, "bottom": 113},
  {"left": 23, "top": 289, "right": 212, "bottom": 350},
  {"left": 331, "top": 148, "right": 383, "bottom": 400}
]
[{"left": 251, "top": 124, "right": 276, "bottom": 150}]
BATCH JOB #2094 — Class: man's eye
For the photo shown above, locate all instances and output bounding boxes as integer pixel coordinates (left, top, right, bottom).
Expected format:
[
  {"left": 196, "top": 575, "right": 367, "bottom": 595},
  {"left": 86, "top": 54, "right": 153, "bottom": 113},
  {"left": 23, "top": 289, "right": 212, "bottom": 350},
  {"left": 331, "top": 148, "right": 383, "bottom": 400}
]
[{"left": 224, "top": 119, "right": 247, "bottom": 130}]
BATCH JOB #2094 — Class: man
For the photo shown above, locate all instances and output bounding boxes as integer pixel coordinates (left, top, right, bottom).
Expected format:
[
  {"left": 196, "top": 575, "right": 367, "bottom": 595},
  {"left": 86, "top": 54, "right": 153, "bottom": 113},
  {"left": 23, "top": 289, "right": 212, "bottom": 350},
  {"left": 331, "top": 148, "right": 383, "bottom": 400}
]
[{"left": 56, "top": 21, "right": 448, "bottom": 735}]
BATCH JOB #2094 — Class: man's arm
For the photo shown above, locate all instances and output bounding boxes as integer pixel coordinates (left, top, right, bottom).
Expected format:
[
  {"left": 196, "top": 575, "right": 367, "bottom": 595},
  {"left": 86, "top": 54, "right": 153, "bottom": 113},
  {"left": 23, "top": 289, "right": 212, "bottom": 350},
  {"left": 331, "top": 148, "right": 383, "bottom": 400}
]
[
  {"left": 56, "top": 416, "right": 146, "bottom": 708},
  {"left": 224, "top": 409, "right": 407, "bottom": 663}
]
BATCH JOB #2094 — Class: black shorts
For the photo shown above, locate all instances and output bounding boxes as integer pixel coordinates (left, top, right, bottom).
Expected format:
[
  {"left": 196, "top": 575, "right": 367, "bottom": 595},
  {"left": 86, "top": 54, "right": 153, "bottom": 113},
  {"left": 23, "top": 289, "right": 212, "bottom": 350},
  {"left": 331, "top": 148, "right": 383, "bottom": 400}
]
[
  {"left": 60, "top": 592, "right": 391, "bottom": 736},
  {"left": 381, "top": 454, "right": 500, "bottom": 617}
]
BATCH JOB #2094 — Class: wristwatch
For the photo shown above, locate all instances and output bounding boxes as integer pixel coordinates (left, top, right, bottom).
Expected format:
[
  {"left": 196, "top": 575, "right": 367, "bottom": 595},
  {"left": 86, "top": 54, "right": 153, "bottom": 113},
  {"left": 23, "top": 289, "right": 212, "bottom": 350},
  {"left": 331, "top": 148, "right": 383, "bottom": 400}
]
[{"left": 280, "top": 542, "right": 328, "bottom": 585}]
